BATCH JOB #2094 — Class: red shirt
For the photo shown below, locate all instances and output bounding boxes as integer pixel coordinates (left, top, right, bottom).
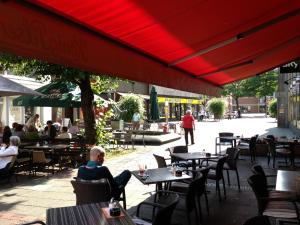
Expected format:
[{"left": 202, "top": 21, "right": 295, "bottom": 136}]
[{"left": 182, "top": 115, "right": 194, "bottom": 128}]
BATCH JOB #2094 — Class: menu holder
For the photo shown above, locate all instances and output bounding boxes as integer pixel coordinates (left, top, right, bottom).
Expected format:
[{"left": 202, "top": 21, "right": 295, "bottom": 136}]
[{"left": 101, "top": 207, "right": 125, "bottom": 219}]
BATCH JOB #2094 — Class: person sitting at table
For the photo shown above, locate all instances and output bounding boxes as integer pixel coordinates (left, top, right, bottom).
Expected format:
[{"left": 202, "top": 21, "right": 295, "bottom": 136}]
[
  {"left": 25, "top": 114, "right": 40, "bottom": 131},
  {"left": 57, "top": 127, "right": 72, "bottom": 139},
  {"left": 44, "top": 120, "right": 57, "bottom": 140},
  {"left": 68, "top": 121, "right": 80, "bottom": 135},
  {"left": 23, "top": 125, "right": 40, "bottom": 140},
  {"left": 2, "top": 126, "right": 12, "bottom": 145},
  {"left": 11, "top": 122, "right": 18, "bottom": 132},
  {"left": 77, "top": 146, "right": 131, "bottom": 198},
  {"left": 0, "top": 136, "right": 20, "bottom": 172},
  {"left": 12, "top": 124, "right": 25, "bottom": 139}
]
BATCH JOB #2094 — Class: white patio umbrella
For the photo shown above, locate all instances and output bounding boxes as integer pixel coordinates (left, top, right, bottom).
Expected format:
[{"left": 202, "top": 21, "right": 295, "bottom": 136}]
[{"left": 0, "top": 76, "right": 42, "bottom": 97}]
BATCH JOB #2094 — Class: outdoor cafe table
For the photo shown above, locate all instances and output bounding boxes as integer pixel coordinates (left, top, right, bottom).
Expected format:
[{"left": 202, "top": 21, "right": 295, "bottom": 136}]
[
  {"left": 131, "top": 167, "right": 192, "bottom": 185},
  {"left": 46, "top": 202, "right": 135, "bottom": 225},
  {"left": 276, "top": 170, "right": 300, "bottom": 194},
  {"left": 170, "top": 152, "right": 220, "bottom": 171},
  {"left": 22, "top": 144, "right": 70, "bottom": 151}
]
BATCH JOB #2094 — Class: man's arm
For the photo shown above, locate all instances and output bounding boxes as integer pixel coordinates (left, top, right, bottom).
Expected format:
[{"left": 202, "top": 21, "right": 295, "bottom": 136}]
[{"left": 0, "top": 147, "right": 17, "bottom": 157}]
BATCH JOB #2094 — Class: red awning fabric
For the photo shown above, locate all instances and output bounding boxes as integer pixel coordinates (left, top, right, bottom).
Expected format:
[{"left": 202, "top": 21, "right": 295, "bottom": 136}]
[{"left": 1, "top": 1, "right": 300, "bottom": 95}]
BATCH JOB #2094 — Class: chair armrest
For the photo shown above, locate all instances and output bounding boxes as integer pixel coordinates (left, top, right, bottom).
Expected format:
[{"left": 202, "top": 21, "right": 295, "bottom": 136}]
[
  {"left": 19, "top": 221, "right": 46, "bottom": 225},
  {"left": 136, "top": 201, "right": 165, "bottom": 217}
]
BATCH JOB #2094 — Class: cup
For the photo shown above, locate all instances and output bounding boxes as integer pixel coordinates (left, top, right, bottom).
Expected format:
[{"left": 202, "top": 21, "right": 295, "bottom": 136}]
[{"left": 138, "top": 164, "right": 145, "bottom": 176}]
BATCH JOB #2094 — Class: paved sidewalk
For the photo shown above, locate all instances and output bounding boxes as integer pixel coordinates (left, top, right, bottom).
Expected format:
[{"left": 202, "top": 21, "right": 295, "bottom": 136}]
[{"left": 0, "top": 115, "right": 296, "bottom": 225}]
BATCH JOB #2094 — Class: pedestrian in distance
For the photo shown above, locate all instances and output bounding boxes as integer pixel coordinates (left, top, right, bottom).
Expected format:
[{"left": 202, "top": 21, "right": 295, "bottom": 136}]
[{"left": 182, "top": 110, "right": 195, "bottom": 146}]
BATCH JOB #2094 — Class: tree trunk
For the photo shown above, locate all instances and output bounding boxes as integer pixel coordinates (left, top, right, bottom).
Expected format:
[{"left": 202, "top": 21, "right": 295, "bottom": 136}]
[
  {"left": 78, "top": 76, "right": 96, "bottom": 144},
  {"left": 264, "top": 96, "right": 267, "bottom": 116},
  {"left": 235, "top": 97, "right": 241, "bottom": 118}
]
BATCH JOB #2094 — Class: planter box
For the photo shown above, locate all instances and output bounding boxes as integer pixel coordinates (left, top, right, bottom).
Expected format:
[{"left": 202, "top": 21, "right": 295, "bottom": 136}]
[{"left": 111, "top": 120, "right": 124, "bottom": 130}]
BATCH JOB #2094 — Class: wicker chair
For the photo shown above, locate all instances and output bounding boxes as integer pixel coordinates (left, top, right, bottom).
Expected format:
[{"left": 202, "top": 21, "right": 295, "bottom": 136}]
[
  {"left": 32, "top": 151, "right": 54, "bottom": 176},
  {"left": 134, "top": 190, "right": 179, "bottom": 225},
  {"left": 71, "top": 178, "right": 127, "bottom": 209},
  {"left": 248, "top": 174, "right": 300, "bottom": 224}
]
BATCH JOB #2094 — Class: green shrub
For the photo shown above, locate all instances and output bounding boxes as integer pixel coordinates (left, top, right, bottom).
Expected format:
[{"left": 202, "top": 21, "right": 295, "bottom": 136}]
[
  {"left": 207, "top": 98, "right": 226, "bottom": 119},
  {"left": 268, "top": 99, "right": 277, "bottom": 118},
  {"left": 117, "top": 94, "right": 145, "bottom": 122}
]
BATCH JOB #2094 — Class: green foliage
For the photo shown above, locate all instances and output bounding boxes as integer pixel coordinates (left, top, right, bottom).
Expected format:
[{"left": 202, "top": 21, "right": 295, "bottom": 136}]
[
  {"left": 207, "top": 98, "right": 226, "bottom": 119},
  {"left": 117, "top": 94, "right": 145, "bottom": 122},
  {"left": 95, "top": 109, "right": 114, "bottom": 146},
  {"left": 222, "top": 70, "right": 278, "bottom": 109},
  {"left": 268, "top": 99, "right": 277, "bottom": 118}
]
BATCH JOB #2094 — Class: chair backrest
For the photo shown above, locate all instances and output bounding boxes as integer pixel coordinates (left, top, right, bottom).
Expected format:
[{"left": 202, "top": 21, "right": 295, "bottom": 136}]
[
  {"left": 247, "top": 174, "right": 269, "bottom": 214},
  {"left": 169, "top": 145, "right": 188, "bottom": 153},
  {"left": 124, "top": 132, "right": 132, "bottom": 142},
  {"left": 185, "top": 174, "right": 208, "bottom": 212},
  {"left": 152, "top": 192, "right": 180, "bottom": 225},
  {"left": 249, "top": 136, "right": 258, "bottom": 150},
  {"left": 71, "top": 179, "right": 112, "bottom": 205},
  {"left": 215, "top": 155, "right": 228, "bottom": 178},
  {"left": 198, "top": 166, "right": 210, "bottom": 181},
  {"left": 265, "top": 138, "right": 276, "bottom": 155},
  {"left": 168, "top": 146, "right": 188, "bottom": 163},
  {"left": 251, "top": 164, "right": 268, "bottom": 185},
  {"left": 32, "top": 151, "right": 47, "bottom": 163},
  {"left": 243, "top": 216, "right": 271, "bottom": 225},
  {"left": 225, "top": 147, "right": 240, "bottom": 169},
  {"left": 219, "top": 132, "right": 234, "bottom": 137},
  {"left": 153, "top": 154, "right": 167, "bottom": 168}
]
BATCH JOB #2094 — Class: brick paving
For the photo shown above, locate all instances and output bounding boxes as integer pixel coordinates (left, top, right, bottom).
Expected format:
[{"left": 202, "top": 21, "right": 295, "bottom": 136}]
[{"left": 0, "top": 115, "right": 296, "bottom": 225}]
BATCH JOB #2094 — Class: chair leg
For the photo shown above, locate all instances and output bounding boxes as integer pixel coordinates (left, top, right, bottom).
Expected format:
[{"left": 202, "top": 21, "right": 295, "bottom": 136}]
[
  {"left": 187, "top": 211, "right": 191, "bottom": 225},
  {"left": 235, "top": 169, "right": 241, "bottom": 191},
  {"left": 122, "top": 190, "right": 126, "bottom": 210},
  {"left": 197, "top": 196, "right": 202, "bottom": 223},
  {"left": 273, "top": 155, "right": 276, "bottom": 168},
  {"left": 267, "top": 153, "right": 270, "bottom": 166},
  {"left": 204, "top": 188, "right": 209, "bottom": 214},
  {"left": 216, "top": 181, "right": 221, "bottom": 201},
  {"left": 222, "top": 177, "right": 226, "bottom": 199},
  {"left": 226, "top": 170, "right": 230, "bottom": 186}
]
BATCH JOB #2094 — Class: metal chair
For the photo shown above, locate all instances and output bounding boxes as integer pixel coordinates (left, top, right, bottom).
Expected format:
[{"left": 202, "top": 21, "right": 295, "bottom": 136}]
[
  {"left": 215, "top": 132, "right": 234, "bottom": 154},
  {"left": 168, "top": 145, "right": 193, "bottom": 169},
  {"left": 153, "top": 154, "right": 168, "bottom": 168}
]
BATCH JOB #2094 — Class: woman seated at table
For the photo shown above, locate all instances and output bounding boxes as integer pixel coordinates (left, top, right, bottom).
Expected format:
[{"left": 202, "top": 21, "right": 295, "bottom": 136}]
[
  {"left": 56, "top": 127, "right": 72, "bottom": 139},
  {"left": 0, "top": 136, "right": 20, "bottom": 172}
]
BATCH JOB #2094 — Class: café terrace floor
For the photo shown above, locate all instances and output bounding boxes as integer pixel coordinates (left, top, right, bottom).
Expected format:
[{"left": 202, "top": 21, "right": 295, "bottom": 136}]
[{"left": 0, "top": 114, "right": 297, "bottom": 225}]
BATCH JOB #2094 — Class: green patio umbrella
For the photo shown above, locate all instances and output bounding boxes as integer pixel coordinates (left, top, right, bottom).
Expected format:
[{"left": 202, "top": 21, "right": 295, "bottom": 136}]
[
  {"left": 13, "top": 81, "right": 82, "bottom": 108},
  {"left": 150, "top": 86, "right": 160, "bottom": 121}
]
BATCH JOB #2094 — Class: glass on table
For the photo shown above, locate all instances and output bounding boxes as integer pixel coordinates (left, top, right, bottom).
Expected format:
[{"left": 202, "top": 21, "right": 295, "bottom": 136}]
[{"left": 138, "top": 163, "right": 147, "bottom": 176}]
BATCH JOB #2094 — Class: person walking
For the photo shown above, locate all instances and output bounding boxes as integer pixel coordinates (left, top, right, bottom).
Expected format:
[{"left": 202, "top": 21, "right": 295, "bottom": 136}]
[{"left": 182, "top": 110, "right": 195, "bottom": 146}]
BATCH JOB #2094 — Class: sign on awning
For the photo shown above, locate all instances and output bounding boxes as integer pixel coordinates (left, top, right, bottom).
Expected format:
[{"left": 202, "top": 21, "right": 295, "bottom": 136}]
[{"left": 280, "top": 62, "right": 300, "bottom": 74}]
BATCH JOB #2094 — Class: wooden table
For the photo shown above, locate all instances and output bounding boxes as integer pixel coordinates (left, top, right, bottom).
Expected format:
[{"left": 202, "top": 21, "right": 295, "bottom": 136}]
[
  {"left": 170, "top": 152, "right": 220, "bottom": 170},
  {"left": 47, "top": 202, "right": 135, "bottom": 225},
  {"left": 131, "top": 167, "right": 192, "bottom": 185}
]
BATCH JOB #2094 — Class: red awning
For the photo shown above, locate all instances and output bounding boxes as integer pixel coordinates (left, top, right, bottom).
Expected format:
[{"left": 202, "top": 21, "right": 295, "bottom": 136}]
[{"left": 1, "top": 1, "right": 300, "bottom": 95}]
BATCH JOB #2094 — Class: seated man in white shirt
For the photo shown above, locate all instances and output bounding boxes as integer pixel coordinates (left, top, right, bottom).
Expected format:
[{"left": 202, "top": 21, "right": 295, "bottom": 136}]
[
  {"left": 0, "top": 136, "right": 20, "bottom": 172},
  {"left": 57, "top": 127, "right": 72, "bottom": 139}
]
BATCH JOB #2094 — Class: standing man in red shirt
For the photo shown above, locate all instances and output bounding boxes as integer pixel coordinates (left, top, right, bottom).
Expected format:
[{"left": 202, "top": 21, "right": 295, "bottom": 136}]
[{"left": 182, "top": 110, "right": 195, "bottom": 146}]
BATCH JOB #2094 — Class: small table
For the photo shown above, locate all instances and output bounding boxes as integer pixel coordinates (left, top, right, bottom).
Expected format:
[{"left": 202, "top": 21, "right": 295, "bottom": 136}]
[
  {"left": 276, "top": 170, "right": 300, "bottom": 193},
  {"left": 47, "top": 202, "right": 135, "bottom": 225},
  {"left": 170, "top": 152, "right": 220, "bottom": 170},
  {"left": 131, "top": 167, "right": 192, "bottom": 185}
]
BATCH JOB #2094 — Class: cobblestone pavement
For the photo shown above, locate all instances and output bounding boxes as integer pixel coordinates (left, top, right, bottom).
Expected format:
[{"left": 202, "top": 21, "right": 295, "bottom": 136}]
[{"left": 0, "top": 115, "right": 295, "bottom": 225}]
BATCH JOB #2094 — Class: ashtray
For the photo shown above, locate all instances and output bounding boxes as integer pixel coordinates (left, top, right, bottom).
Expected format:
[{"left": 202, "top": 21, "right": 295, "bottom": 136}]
[
  {"left": 175, "top": 170, "right": 182, "bottom": 177},
  {"left": 206, "top": 153, "right": 211, "bottom": 157}
]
